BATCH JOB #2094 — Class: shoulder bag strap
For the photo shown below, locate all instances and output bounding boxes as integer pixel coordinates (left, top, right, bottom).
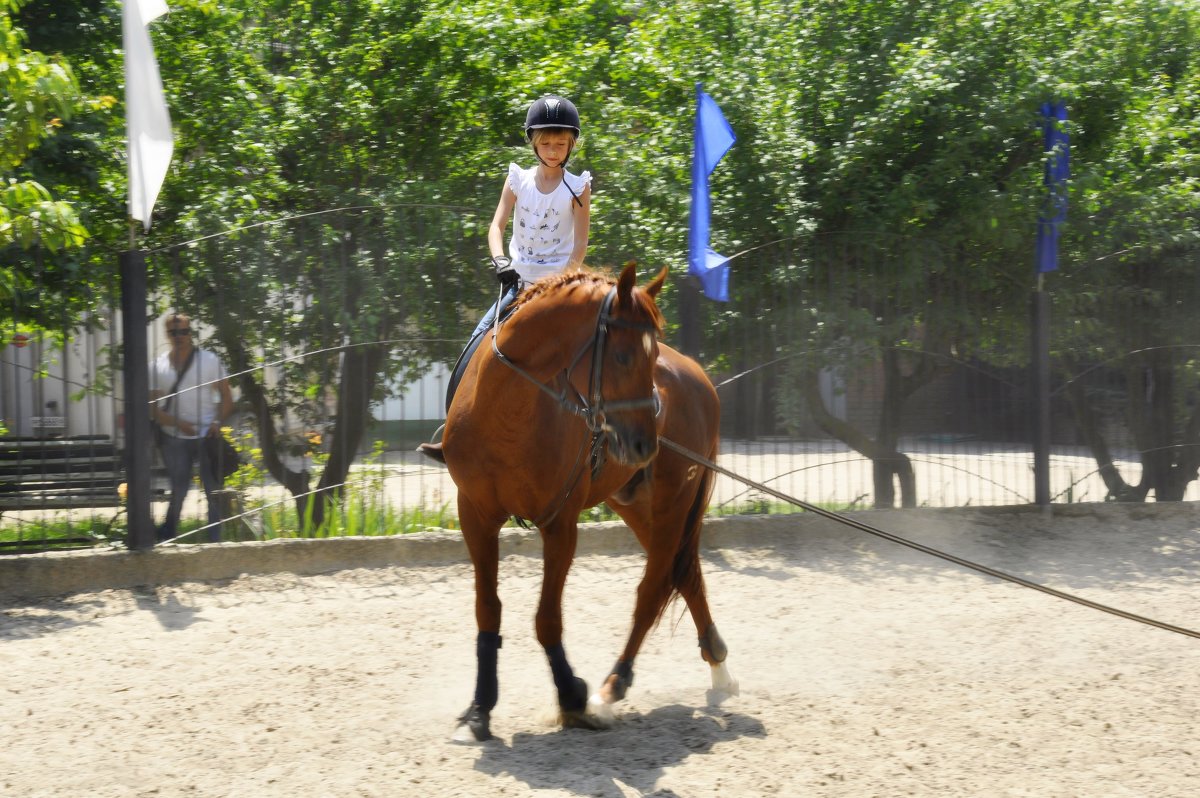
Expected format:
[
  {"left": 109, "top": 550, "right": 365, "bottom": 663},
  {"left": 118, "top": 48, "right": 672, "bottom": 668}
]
[{"left": 162, "top": 347, "right": 198, "bottom": 414}]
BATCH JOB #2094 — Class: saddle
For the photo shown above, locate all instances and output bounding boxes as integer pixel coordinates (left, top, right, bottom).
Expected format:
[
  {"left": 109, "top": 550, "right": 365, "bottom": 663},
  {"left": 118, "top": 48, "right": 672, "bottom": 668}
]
[
  {"left": 417, "top": 294, "right": 519, "bottom": 464},
  {"left": 443, "top": 293, "right": 520, "bottom": 412}
]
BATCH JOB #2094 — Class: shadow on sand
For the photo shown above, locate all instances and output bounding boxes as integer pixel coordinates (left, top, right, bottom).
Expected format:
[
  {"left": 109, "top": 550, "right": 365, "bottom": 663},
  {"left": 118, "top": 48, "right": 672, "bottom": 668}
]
[{"left": 471, "top": 703, "right": 766, "bottom": 797}]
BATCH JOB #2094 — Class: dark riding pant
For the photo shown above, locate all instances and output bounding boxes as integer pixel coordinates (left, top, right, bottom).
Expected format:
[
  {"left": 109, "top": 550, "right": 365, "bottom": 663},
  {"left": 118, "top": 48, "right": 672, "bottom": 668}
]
[{"left": 445, "top": 285, "right": 520, "bottom": 411}]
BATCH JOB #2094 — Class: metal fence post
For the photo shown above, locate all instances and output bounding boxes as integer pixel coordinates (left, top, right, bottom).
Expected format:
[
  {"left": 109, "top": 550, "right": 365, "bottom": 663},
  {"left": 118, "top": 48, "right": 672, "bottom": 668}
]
[
  {"left": 120, "top": 250, "right": 155, "bottom": 549},
  {"left": 677, "top": 274, "right": 703, "bottom": 359},
  {"left": 1031, "top": 285, "right": 1052, "bottom": 505}
]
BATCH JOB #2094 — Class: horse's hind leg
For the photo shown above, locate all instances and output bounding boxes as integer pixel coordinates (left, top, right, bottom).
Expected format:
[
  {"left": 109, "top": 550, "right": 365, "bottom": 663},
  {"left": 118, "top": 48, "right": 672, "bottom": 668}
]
[
  {"left": 597, "top": 544, "right": 676, "bottom": 704},
  {"left": 679, "top": 575, "right": 739, "bottom": 698},
  {"left": 603, "top": 466, "right": 737, "bottom": 705},
  {"left": 453, "top": 499, "right": 505, "bottom": 743},
  {"left": 674, "top": 468, "right": 738, "bottom": 697}
]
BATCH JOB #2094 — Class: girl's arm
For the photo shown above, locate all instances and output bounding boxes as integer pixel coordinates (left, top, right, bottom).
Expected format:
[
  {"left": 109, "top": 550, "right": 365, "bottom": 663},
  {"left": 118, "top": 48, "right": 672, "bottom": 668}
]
[
  {"left": 567, "top": 183, "right": 592, "bottom": 269},
  {"left": 488, "top": 181, "right": 517, "bottom": 259}
]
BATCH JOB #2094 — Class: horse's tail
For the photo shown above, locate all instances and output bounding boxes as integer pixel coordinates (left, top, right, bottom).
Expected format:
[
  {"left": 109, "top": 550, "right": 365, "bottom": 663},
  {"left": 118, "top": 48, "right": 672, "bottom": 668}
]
[{"left": 667, "top": 453, "right": 716, "bottom": 615}]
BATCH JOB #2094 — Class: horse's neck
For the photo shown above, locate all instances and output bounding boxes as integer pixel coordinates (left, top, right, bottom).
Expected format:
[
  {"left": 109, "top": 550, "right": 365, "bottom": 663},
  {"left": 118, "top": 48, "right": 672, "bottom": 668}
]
[{"left": 493, "top": 295, "right": 598, "bottom": 381}]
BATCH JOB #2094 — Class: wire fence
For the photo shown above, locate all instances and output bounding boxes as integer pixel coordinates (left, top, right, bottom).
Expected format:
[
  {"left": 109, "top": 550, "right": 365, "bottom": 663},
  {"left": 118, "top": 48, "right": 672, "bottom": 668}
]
[{"left": 3, "top": 208, "right": 1199, "bottom": 552}]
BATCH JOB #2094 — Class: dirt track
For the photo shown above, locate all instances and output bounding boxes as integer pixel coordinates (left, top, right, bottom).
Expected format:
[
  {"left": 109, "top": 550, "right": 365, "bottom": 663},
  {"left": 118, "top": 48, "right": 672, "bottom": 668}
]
[{"left": 2, "top": 504, "right": 1199, "bottom": 797}]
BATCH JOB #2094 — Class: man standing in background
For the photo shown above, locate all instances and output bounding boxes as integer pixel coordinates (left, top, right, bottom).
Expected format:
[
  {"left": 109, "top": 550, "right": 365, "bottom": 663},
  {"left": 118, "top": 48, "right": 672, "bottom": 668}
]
[{"left": 149, "top": 313, "right": 234, "bottom": 542}]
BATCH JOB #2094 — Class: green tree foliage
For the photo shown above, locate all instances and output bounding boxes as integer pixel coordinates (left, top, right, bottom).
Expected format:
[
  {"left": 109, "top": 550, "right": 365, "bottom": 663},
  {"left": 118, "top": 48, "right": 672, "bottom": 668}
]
[
  {"left": 1050, "top": 1, "right": 1200, "bottom": 500},
  {"left": 1, "top": 0, "right": 89, "bottom": 323},
  {"left": 9, "top": 0, "right": 1200, "bottom": 507},
  {"left": 0, "top": 0, "right": 79, "bottom": 166}
]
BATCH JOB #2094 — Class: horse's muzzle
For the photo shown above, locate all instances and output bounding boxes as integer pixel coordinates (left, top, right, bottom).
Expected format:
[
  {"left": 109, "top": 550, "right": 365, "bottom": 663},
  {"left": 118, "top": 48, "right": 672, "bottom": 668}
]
[{"left": 605, "top": 423, "right": 659, "bottom": 468}]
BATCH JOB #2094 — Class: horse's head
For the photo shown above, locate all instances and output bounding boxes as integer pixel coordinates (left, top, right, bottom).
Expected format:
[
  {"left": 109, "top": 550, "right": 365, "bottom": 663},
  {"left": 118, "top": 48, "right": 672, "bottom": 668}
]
[
  {"left": 495, "top": 263, "right": 666, "bottom": 469},
  {"left": 590, "top": 262, "right": 667, "bottom": 467}
]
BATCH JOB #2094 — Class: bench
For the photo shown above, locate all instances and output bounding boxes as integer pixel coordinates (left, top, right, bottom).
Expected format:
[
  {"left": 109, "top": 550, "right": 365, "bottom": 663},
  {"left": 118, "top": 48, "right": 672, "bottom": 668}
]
[{"left": 0, "top": 436, "right": 126, "bottom": 510}]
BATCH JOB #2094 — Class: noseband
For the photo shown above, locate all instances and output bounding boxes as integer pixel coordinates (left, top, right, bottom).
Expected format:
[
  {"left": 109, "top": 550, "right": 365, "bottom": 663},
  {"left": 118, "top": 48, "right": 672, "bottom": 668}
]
[{"left": 489, "top": 285, "right": 660, "bottom": 527}]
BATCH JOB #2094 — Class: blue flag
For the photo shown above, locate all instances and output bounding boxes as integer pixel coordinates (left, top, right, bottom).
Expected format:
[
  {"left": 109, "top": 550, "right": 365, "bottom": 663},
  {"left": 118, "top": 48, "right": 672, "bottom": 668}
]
[
  {"left": 1036, "top": 102, "right": 1069, "bottom": 274},
  {"left": 688, "top": 84, "right": 736, "bottom": 301}
]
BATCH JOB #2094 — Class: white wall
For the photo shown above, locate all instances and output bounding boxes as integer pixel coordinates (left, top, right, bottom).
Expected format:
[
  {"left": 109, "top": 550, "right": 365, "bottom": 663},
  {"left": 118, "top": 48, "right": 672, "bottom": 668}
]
[
  {"left": 1, "top": 322, "right": 120, "bottom": 439},
  {"left": 374, "top": 362, "right": 450, "bottom": 423},
  {"left": 2, "top": 317, "right": 454, "bottom": 443}
]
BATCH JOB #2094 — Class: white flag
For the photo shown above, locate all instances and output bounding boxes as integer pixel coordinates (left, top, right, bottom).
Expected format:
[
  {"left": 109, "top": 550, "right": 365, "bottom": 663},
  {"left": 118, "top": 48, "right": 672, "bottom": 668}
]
[{"left": 123, "top": 0, "right": 173, "bottom": 232}]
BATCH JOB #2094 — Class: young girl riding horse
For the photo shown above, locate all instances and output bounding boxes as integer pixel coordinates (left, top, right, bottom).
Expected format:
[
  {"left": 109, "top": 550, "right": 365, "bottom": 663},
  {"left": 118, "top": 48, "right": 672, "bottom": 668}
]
[
  {"left": 490, "top": 93, "right": 592, "bottom": 304},
  {"left": 421, "top": 94, "right": 592, "bottom": 460}
]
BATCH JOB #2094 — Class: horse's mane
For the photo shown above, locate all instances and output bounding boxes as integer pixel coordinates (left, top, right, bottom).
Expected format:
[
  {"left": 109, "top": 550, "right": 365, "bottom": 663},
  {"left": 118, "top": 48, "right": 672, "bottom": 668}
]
[
  {"left": 512, "top": 268, "right": 612, "bottom": 309},
  {"left": 513, "top": 267, "right": 664, "bottom": 331}
]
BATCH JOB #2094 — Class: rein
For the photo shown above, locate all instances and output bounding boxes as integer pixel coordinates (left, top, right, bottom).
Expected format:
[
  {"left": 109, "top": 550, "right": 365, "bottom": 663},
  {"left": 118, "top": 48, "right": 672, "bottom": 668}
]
[
  {"left": 490, "top": 285, "right": 658, "bottom": 526},
  {"left": 659, "top": 437, "right": 1200, "bottom": 642},
  {"left": 491, "top": 287, "right": 658, "bottom": 431}
]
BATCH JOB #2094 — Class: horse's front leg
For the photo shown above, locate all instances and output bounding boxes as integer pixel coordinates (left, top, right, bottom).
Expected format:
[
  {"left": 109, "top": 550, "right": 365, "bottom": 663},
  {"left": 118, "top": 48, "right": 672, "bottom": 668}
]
[
  {"left": 453, "top": 499, "right": 504, "bottom": 743},
  {"left": 537, "top": 517, "right": 603, "bottom": 729}
]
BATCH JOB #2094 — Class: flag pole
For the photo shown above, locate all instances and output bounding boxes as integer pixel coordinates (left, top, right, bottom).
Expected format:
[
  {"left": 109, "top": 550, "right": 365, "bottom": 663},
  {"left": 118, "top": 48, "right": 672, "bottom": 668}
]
[
  {"left": 122, "top": 71, "right": 154, "bottom": 549},
  {"left": 121, "top": 240, "right": 155, "bottom": 549},
  {"left": 122, "top": 0, "right": 175, "bottom": 548},
  {"left": 1032, "top": 102, "right": 1068, "bottom": 508}
]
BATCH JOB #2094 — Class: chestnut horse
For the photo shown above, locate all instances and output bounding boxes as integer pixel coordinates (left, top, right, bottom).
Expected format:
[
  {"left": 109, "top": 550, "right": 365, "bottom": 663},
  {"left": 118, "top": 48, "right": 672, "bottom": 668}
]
[{"left": 439, "top": 262, "right": 736, "bottom": 742}]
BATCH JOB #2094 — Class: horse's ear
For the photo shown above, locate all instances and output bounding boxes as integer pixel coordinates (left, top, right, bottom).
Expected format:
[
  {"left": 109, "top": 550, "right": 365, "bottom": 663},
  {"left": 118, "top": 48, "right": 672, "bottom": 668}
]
[
  {"left": 617, "top": 261, "right": 638, "bottom": 303},
  {"left": 645, "top": 265, "right": 668, "bottom": 300}
]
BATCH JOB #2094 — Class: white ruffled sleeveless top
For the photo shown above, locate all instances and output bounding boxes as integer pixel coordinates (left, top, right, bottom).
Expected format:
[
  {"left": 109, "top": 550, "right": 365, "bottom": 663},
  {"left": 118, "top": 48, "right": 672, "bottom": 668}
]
[{"left": 505, "top": 163, "right": 592, "bottom": 284}]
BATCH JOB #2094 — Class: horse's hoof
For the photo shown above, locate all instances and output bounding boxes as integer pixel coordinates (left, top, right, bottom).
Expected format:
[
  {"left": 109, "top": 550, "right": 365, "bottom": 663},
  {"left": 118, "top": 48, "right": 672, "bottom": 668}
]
[
  {"left": 587, "top": 693, "right": 618, "bottom": 727},
  {"left": 451, "top": 703, "right": 492, "bottom": 743},
  {"left": 706, "top": 662, "right": 739, "bottom": 705},
  {"left": 599, "top": 671, "right": 631, "bottom": 703},
  {"left": 557, "top": 675, "right": 589, "bottom": 714}
]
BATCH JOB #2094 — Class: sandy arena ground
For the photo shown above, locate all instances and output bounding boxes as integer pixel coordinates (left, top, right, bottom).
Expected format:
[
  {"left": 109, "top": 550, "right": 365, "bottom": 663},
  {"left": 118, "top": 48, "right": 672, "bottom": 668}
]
[{"left": 2, "top": 505, "right": 1199, "bottom": 797}]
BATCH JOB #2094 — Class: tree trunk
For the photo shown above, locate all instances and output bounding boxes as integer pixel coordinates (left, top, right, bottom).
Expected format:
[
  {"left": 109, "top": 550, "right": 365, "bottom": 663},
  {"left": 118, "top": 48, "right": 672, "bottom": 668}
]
[
  {"left": 876, "top": 347, "right": 918, "bottom": 508},
  {"left": 313, "top": 341, "right": 386, "bottom": 523},
  {"left": 802, "top": 369, "right": 915, "bottom": 508},
  {"left": 1063, "top": 376, "right": 1145, "bottom": 502},
  {"left": 219, "top": 338, "right": 316, "bottom": 520},
  {"left": 1128, "top": 357, "right": 1200, "bottom": 501}
]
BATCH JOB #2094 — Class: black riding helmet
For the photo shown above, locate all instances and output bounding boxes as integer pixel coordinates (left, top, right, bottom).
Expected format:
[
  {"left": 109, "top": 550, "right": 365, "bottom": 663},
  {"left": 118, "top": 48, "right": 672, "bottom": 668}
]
[
  {"left": 524, "top": 94, "right": 581, "bottom": 139},
  {"left": 523, "top": 95, "right": 584, "bottom": 206}
]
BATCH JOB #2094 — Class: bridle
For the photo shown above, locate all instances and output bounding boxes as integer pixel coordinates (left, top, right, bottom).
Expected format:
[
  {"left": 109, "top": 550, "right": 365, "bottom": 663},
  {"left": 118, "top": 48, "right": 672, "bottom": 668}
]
[
  {"left": 489, "top": 285, "right": 660, "bottom": 526},
  {"left": 491, "top": 286, "right": 659, "bottom": 434}
]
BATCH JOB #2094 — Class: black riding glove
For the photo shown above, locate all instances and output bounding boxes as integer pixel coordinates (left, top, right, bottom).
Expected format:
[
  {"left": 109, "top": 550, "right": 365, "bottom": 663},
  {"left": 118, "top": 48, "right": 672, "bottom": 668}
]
[{"left": 492, "top": 255, "right": 519, "bottom": 294}]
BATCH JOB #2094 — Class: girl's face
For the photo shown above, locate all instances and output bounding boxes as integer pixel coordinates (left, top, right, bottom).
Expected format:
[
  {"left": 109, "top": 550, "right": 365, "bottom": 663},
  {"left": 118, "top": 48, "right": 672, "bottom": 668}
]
[{"left": 533, "top": 130, "right": 574, "bottom": 167}]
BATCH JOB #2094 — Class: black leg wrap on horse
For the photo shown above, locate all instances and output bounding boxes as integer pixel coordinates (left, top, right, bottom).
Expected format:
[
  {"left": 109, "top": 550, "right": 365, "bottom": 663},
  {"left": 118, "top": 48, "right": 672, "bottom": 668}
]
[
  {"left": 699, "top": 624, "right": 728, "bottom": 664},
  {"left": 545, "top": 642, "right": 573, "bottom": 688},
  {"left": 545, "top": 643, "right": 588, "bottom": 712},
  {"left": 456, "top": 703, "right": 492, "bottom": 742},
  {"left": 474, "top": 632, "right": 502, "bottom": 712},
  {"left": 608, "top": 659, "right": 635, "bottom": 702}
]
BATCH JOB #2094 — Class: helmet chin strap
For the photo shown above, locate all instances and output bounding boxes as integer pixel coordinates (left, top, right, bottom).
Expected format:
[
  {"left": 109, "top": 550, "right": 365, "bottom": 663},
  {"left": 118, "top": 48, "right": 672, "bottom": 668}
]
[
  {"left": 533, "top": 143, "right": 583, "bottom": 208},
  {"left": 533, "top": 141, "right": 572, "bottom": 168}
]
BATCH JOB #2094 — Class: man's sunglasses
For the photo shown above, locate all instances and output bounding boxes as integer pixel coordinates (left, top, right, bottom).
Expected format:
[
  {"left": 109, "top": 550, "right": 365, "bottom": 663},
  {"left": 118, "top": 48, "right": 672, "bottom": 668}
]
[{"left": 167, "top": 328, "right": 192, "bottom": 337}]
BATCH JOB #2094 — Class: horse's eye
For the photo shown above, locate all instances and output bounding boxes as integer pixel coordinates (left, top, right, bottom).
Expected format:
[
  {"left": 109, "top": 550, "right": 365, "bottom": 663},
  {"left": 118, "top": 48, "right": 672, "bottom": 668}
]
[{"left": 614, "top": 349, "right": 633, "bottom": 367}]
